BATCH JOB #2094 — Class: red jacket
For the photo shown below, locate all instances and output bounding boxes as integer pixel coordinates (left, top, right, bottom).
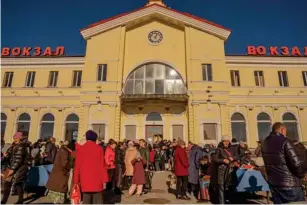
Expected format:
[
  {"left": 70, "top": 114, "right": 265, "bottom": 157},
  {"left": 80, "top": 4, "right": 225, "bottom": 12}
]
[
  {"left": 73, "top": 141, "right": 108, "bottom": 192},
  {"left": 174, "top": 145, "right": 189, "bottom": 176},
  {"left": 105, "top": 146, "right": 115, "bottom": 169},
  {"left": 150, "top": 150, "right": 156, "bottom": 163}
]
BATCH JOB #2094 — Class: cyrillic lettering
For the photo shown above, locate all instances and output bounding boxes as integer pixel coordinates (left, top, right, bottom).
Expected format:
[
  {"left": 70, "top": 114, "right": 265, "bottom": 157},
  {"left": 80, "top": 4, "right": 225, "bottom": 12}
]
[
  {"left": 247, "top": 46, "right": 256, "bottom": 55},
  {"left": 43, "top": 47, "right": 52, "bottom": 56},
  {"left": 22, "top": 47, "right": 32, "bottom": 56},
  {"left": 281, "top": 46, "right": 289, "bottom": 55},
  {"left": 291, "top": 46, "right": 302, "bottom": 56},
  {"left": 12, "top": 47, "right": 21, "bottom": 56},
  {"left": 269, "top": 46, "right": 278, "bottom": 55},
  {"left": 34, "top": 47, "right": 41, "bottom": 56},
  {"left": 54, "top": 46, "right": 65, "bottom": 56},
  {"left": 256, "top": 46, "right": 266, "bottom": 55},
  {"left": 1, "top": 48, "right": 10, "bottom": 56}
]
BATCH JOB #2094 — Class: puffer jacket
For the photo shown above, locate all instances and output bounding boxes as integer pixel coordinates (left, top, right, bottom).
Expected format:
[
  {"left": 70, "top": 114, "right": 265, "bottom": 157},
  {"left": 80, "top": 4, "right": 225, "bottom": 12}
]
[
  {"left": 7, "top": 142, "right": 30, "bottom": 183},
  {"left": 262, "top": 132, "right": 305, "bottom": 187},
  {"left": 105, "top": 146, "right": 115, "bottom": 169}
]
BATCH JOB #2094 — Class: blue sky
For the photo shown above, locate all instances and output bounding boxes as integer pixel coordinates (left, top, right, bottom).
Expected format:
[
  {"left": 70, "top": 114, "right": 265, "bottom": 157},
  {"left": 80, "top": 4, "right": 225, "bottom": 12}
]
[{"left": 2, "top": 0, "right": 307, "bottom": 55}]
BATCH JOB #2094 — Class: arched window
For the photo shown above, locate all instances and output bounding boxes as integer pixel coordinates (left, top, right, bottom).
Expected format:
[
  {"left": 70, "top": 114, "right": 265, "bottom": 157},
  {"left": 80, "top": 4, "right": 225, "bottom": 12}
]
[
  {"left": 146, "top": 112, "right": 162, "bottom": 121},
  {"left": 1, "top": 113, "right": 7, "bottom": 136},
  {"left": 231, "top": 113, "right": 247, "bottom": 142},
  {"left": 40, "top": 113, "right": 55, "bottom": 139},
  {"left": 124, "top": 63, "right": 186, "bottom": 95},
  {"left": 257, "top": 112, "right": 271, "bottom": 141},
  {"left": 17, "top": 113, "right": 31, "bottom": 137},
  {"left": 65, "top": 114, "right": 79, "bottom": 142},
  {"left": 282, "top": 113, "right": 298, "bottom": 140}
]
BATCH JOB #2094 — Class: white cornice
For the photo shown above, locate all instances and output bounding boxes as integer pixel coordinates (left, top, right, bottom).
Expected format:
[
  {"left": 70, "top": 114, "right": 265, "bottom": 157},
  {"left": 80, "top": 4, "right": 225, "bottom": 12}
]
[
  {"left": 226, "top": 56, "right": 307, "bottom": 65},
  {"left": 81, "top": 5, "right": 230, "bottom": 40},
  {"left": 1, "top": 57, "right": 85, "bottom": 68}
]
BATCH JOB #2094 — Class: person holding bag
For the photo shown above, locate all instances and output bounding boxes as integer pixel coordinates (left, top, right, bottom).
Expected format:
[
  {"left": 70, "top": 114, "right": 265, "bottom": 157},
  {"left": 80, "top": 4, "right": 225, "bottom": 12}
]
[{"left": 1, "top": 132, "right": 30, "bottom": 204}]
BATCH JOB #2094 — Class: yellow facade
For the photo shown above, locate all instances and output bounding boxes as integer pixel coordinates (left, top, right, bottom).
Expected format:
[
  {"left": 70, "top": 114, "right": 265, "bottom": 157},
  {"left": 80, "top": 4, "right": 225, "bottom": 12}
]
[{"left": 1, "top": 2, "right": 307, "bottom": 148}]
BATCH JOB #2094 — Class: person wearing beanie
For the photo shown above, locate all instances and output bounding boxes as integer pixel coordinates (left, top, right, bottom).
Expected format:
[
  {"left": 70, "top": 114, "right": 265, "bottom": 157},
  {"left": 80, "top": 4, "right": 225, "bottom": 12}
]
[{"left": 73, "top": 130, "right": 108, "bottom": 204}]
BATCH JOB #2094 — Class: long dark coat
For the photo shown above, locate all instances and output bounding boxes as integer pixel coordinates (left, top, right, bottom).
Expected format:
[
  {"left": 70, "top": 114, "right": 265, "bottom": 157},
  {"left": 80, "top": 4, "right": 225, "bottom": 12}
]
[
  {"left": 210, "top": 143, "right": 238, "bottom": 185},
  {"left": 131, "top": 158, "right": 146, "bottom": 185},
  {"left": 188, "top": 145, "right": 204, "bottom": 184},
  {"left": 46, "top": 146, "right": 70, "bottom": 193}
]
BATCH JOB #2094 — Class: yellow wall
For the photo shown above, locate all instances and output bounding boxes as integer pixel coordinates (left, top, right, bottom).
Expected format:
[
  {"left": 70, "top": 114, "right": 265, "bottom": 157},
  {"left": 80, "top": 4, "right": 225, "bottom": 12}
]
[{"left": 1, "top": 13, "right": 307, "bottom": 148}]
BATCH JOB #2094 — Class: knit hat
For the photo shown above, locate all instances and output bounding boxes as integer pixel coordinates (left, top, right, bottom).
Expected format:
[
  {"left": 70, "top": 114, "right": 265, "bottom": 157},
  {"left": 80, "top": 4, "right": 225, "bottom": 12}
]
[
  {"left": 221, "top": 136, "right": 230, "bottom": 141},
  {"left": 177, "top": 139, "right": 186, "bottom": 146},
  {"left": 128, "top": 140, "right": 134, "bottom": 146},
  {"left": 85, "top": 130, "right": 98, "bottom": 141},
  {"left": 231, "top": 138, "right": 238, "bottom": 144},
  {"left": 13, "top": 132, "right": 23, "bottom": 140}
]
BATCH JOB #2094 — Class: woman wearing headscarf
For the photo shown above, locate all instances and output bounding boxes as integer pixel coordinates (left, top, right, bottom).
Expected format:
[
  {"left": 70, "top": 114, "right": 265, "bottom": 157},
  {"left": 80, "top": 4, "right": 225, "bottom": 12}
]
[
  {"left": 124, "top": 141, "right": 137, "bottom": 187},
  {"left": 209, "top": 136, "right": 239, "bottom": 204},
  {"left": 1, "top": 132, "right": 30, "bottom": 204}
]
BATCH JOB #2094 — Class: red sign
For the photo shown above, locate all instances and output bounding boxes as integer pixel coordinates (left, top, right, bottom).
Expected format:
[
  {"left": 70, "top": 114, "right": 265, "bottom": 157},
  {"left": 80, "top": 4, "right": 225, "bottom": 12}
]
[
  {"left": 1, "top": 46, "right": 65, "bottom": 57},
  {"left": 247, "top": 46, "right": 307, "bottom": 56}
]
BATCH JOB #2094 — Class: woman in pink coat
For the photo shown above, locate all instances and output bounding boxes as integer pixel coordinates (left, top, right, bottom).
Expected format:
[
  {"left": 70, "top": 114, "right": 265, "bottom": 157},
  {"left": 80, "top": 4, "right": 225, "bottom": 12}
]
[
  {"left": 128, "top": 151, "right": 146, "bottom": 198},
  {"left": 105, "top": 139, "right": 117, "bottom": 190}
]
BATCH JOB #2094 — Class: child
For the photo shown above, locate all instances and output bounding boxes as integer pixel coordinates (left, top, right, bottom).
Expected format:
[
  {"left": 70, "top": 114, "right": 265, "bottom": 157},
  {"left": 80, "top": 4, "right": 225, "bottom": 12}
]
[{"left": 199, "top": 156, "right": 211, "bottom": 201}]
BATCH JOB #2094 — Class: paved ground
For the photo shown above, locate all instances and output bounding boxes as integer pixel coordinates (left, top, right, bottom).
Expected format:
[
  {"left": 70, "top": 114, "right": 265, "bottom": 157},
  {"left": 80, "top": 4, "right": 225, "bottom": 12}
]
[{"left": 6, "top": 171, "right": 270, "bottom": 204}]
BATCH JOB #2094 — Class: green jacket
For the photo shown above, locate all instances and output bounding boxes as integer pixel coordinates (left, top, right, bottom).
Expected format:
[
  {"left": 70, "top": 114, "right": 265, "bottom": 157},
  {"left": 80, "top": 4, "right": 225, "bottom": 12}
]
[{"left": 139, "top": 147, "right": 150, "bottom": 166}]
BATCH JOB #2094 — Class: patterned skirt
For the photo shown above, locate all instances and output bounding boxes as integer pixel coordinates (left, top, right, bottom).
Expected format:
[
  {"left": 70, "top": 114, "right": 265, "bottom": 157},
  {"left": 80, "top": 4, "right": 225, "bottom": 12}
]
[{"left": 47, "top": 190, "right": 66, "bottom": 204}]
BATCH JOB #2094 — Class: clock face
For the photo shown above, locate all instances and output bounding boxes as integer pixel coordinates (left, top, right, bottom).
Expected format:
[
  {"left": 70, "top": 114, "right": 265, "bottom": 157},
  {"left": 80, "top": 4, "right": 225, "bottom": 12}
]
[{"left": 148, "top": 30, "right": 163, "bottom": 45}]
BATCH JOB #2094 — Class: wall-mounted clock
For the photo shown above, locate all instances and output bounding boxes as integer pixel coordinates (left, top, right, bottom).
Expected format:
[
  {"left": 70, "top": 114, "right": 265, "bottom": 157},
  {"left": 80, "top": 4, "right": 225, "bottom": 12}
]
[{"left": 148, "top": 30, "right": 163, "bottom": 45}]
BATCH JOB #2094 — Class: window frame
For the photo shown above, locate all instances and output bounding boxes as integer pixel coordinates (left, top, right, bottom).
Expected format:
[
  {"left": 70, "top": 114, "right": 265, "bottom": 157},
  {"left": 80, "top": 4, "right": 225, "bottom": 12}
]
[
  {"left": 97, "top": 64, "right": 107, "bottom": 82},
  {"left": 25, "top": 71, "right": 36, "bottom": 87},
  {"left": 48, "top": 71, "right": 59, "bottom": 87},
  {"left": 302, "top": 71, "right": 307, "bottom": 86},
  {"left": 202, "top": 64, "right": 213, "bottom": 81},
  {"left": 72, "top": 70, "right": 82, "bottom": 87},
  {"left": 230, "top": 70, "right": 241, "bottom": 87},
  {"left": 2, "top": 72, "right": 14, "bottom": 88},
  {"left": 278, "top": 71, "right": 289, "bottom": 87},
  {"left": 254, "top": 70, "right": 265, "bottom": 87}
]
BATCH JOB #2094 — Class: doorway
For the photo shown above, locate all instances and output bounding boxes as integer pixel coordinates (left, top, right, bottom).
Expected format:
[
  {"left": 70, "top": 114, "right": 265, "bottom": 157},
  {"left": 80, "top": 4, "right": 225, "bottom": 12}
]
[{"left": 146, "top": 125, "right": 163, "bottom": 144}]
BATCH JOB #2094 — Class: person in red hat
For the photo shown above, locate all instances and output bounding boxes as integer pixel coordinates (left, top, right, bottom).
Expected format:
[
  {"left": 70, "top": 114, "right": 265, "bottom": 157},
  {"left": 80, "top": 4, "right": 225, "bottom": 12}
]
[{"left": 73, "top": 130, "right": 108, "bottom": 204}]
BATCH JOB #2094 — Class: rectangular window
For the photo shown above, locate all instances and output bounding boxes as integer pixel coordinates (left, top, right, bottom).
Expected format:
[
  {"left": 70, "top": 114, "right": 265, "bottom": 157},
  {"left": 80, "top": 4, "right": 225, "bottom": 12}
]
[
  {"left": 48, "top": 71, "right": 58, "bottom": 87},
  {"left": 254, "top": 71, "right": 265, "bottom": 87},
  {"left": 202, "top": 64, "right": 213, "bottom": 81},
  {"left": 172, "top": 125, "right": 183, "bottom": 141},
  {"left": 203, "top": 123, "right": 217, "bottom": 140},
  {"left": 2, "top": 72, "right": 14, "bottom": 87},
  {"left": 302, "top": 71, "right": 307, "bottom": 86},
  {"left": 125, "top": 125, "right": 136, "bottom": 141},
  {"left": 25, "top": 71, "right": 36, "bottom": 87},
  {"left": 72, "top": 70, "right": 82, "bottom": 87},
  {"left": 92, "top": 124, "right": 105, "bottom": 141},
  {"left": 230, "top": 70, "right": 240, "bottom": 86},
  {"left": 278, "top": 71, "right": 289, "bottom": 87},
  {"left": 97, "top": 64, "right": 107, "bottom": 82}
]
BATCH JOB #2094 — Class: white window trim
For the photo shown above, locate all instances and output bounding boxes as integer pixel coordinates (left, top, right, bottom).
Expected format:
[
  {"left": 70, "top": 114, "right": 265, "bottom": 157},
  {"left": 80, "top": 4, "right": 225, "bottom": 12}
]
[
  {"left": 72, "top": 71, "right": 82, "bottom": 87},
  {"left": 202, "top": 64, "right": 212, "bottom": 81},
  {"left": 199, "top": 120, "right": 221, "bottom": 145},
  {"left": 97, "top": 64, "right": 107, "bottom": 82},
  {"left": 278, "top": 71, "right": 288, "bottom": 87},
  {"left": 231, "top": 70, "right": 240, "bottom": 87},
  {"left": 255, "top": 71, "right": 264, "bottom": 87},
  {"left": 48, "top": 71, "right": 58, "bottom": 87},
  {"left": 25, "top": 72, "right": 35, "bottom": 87},
  {"left": 3, "top": 72, "right": 13, "bottom": 87}
]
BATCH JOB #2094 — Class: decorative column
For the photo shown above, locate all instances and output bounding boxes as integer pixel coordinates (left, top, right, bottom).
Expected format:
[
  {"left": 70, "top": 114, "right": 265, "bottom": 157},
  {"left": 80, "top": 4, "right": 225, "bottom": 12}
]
[
  {"left": 113, "top": 103, "right": 121, "bottom": 142},
  {"left": 188, "top": 102, "right": 196, "bottom": 143},
  {"left": 219, "top": 103, "right": 229, "bottom": 140}
]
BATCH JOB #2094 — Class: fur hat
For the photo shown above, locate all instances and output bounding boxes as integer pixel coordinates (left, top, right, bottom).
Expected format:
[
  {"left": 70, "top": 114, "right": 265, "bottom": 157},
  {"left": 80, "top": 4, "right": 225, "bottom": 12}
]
[{"left": 221, "top": 136, "right": 230, "bottom": 141}]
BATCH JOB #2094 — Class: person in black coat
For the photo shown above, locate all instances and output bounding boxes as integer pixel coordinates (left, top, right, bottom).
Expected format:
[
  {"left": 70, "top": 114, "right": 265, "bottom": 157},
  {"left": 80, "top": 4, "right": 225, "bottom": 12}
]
[
  {"left": 43, "top": 137, "right": 57, "bottom": 164},
  {"left": 209, "top": 136, "right": 239, "bottom": 204},
  {"left": 115, "top": 142, "right": 125, "bottom": 191},
  {"left": 262, "top": 122, "right": 305, "bottom": 204},
  {"left": 1, "top": 132, "right": 30, "bottom": 204},
  {"left": 293, "top": 140, "right": 307, "bottom": 172}
]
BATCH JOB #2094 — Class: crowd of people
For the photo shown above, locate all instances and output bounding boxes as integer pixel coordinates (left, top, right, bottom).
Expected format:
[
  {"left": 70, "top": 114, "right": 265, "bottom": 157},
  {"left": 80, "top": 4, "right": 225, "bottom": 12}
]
[{"left": 1, "top": 121, "right": 307, "bottom": 204}]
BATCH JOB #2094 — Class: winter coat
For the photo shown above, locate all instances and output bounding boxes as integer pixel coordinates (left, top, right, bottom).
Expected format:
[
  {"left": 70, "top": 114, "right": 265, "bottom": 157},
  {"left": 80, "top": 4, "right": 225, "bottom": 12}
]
[
  {"left": 294, "top": 142, "right": 307, "bottom": 172},
  {"left": 139, "top": 147, "right": 150, "bottom": 167},
  {"left": 73, "top": 141, "right": 108, "bottom": 192},
  {"left": 154, "top": 150, "right": 165, "bottom": 162},
  {"left": 174, "top": 145, "right": 189, "bottom": 176},
  {"left": 200, "top": 163, "right": 211, "bottom": 178},
  {"left": 188, "top": 145, "right": 205, "bottom": 184},
  {"left": 149, "top": 150, "right": 155, "bottom": 163},
  {"left": 44, "top": 142, "right": 57, "bottom": 164},
  {"left": 210, "top": 143, "right": 238, "bottom": 185},
  {"left": 262, "top": 132, "right": 305, "bottom": 187},
  {"left": 124, "top": 147, "right": 137, "bottom": 176},
  {"left": 7, "top": 142, "right": 30, "bottom": 183},
  {"left": 46, "top": 146, "right": 70, "bottom": 193},
  {"left": 131, "top": 158, "right": 146, "bottom": 185},
  {"left": 105, "top": 146, "right": 115, "bottom": 169},
  {"left": 115, "top": 147, "right": 125, "bottom": 168}
]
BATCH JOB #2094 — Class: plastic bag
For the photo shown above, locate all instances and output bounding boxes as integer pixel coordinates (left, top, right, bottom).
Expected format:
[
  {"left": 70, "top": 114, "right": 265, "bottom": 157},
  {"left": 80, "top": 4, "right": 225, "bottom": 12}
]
[{"left": 71, "top": 184, "right": 81, "bottom": 204}]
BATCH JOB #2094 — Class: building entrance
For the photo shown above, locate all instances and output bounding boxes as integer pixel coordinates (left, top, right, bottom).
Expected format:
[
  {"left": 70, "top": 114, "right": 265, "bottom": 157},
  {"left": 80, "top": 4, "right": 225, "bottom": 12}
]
[{"left": 146, "top": 125, "right": 163, "bottom": 144}]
